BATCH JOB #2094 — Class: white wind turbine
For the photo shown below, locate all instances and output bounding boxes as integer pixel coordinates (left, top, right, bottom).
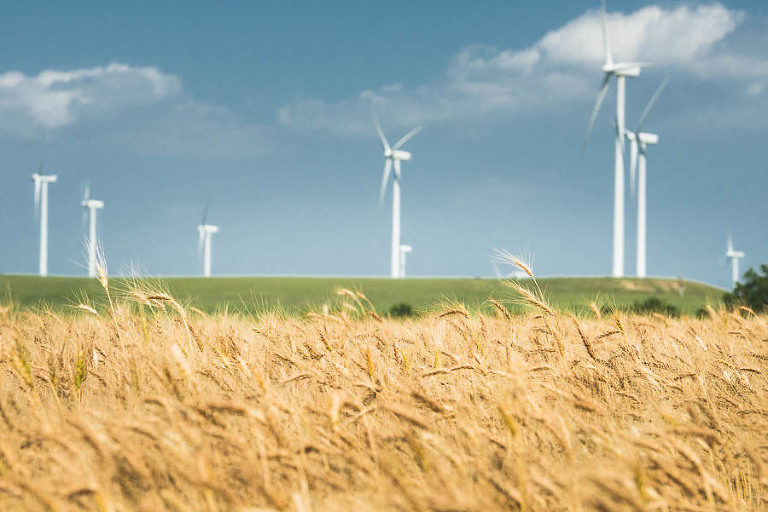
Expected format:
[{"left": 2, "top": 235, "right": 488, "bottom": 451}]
[
  {"left": 625, "top": 78, "right": 669, "bottom": 278},
  {"left": 197, "top": 208, "right": 219, "bottom": 278},
  {"left": 585, "top": 0, "right": 649, "bottom": 278},
  {"left": 376, "top": 119, "right": 422, "bottom": 279},
  {"left": 726, "top": 235, "right": 745, "bottom": 288},
  {"left": 399, "top": 244, "right": 413, "bottom": 278},
  {"left": 81, "top": 185, "right": 105, "bottom": 278},
  {"left": 31, "top": 171, "right": 58, "bottom": 276}
]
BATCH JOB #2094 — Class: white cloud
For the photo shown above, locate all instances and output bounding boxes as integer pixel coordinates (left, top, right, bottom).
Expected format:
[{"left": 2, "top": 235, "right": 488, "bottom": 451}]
[
  {"left": 0, "top": 63, "right": 270, "bottom": 157},
  {"left": 0, "top": 63, "right": 181, "bottom": 133},
  {"left": 537, "top": 4, "right": 741, "bottom": 68},
  {"left": 278, "top": 2, "right": 768, "bottom": 135}
]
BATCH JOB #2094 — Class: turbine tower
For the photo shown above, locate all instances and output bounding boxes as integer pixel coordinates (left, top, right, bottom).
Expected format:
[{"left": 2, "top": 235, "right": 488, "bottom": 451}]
[
  {"left": 726, "top": 235, "right": 745, "bottom": 288},
  {"left": 81, "top": 185, "right": 105, "bottom": 278},
  {"left": 31, "top": 172, "right": 58, "bottom": 276},
  {"left": 399, "top": 244, "right": 413, "bottom": 278},
  {"left": 375, "top": 119, "right": 422, "bottom": 279},
  {"left": 625, "top": 78, "right": 668, "bottom": 278},
  {"left": 585, "top": 0, "right": 648, "bottom": 277},
  {"left": 197, "top": 208, "right": 219, "bottom": 278}
]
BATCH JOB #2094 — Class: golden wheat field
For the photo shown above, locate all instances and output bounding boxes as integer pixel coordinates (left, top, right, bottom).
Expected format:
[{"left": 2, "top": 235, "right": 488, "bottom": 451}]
[{"left": 0, "top": 275, "right": 767, "bottom": 511}]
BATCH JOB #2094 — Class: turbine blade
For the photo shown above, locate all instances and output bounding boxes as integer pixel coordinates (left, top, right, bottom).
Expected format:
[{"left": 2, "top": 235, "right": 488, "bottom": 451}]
[
  {"left": 379, "top": 159, "right": 392, "bottom": 206},
  {"left": 201, "top": 201, "right": 209, "bottom": 226},
  {"left": 629, "top": 138, "right": 638, "bottom": 196},
  {"left": 636, "top": 77, "right": 670, "bottom": 134},
  {"left": 601, "top": 0, "right": 613, "bottom": 66},
  {"left": 583, "top": 74, "right": 612, "bottom": 154},
  {"left": 83, "top": 182, "right": 90, "bottom": 202},
  {"left": 393, "top": 159, "right": 402, "bottom": 181},
  {"left": 727, "top": 234, "right": 733, "bottom": 253},
  {"left": 374, "top": 116, "right": 390, "bottom": 152},
  {"left": 198, "top": 227, "right": 205, "bottom": 258},
  {"left": 393, "top": 125, "right": 423, "bottom": 150}
]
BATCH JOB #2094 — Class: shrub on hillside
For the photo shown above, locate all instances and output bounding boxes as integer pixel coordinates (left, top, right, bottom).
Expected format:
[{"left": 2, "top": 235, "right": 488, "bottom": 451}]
[
  {"left": 387, "top": 302, "right": 417, "bottom": 318},
  {"left": 724, "top": 264, "right": 768, "bottom": 312},
  {"left": 630, "top": 297, "right": 680, "bottom": 317}
]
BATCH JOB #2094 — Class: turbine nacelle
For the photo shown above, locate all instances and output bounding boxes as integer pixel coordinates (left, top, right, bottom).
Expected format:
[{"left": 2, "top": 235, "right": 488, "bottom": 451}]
[
  {"left": 198, "top": 224, "right": 219, "bottom": 235},
  {"left": 385, "top": 149, "right": 412, "bottom": 161},
  {"left": 637, "top": 132, "right": 658, "bottom": 145},
  {"left": 31, "top": 173, "right": 58, "bottom": 183},
  {"left": 82, "top": 199, "right": 105, "bottom": 209},
  {"left": 602, "top": 63, "right": 643, "bottom": 77},
  {"left": 625, "top": 130, "right": 659, "bottom": 146}
]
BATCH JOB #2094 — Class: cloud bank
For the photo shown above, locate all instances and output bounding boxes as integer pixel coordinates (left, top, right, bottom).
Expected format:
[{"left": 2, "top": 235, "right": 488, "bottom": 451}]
[
  {"left": 0, "top": 63, "right": 180, "bottom": 132},
  {"left": 0, "top": 3, "right": 763, "bottom": 146},
  {"left": 0, "top": 63, "right": 268, "bottom": 157},
  {"left": 278, "top": 2, "right": 768, "bottom": 135}
]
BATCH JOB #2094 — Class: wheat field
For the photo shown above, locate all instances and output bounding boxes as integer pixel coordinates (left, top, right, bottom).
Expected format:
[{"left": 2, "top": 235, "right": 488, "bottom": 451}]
[{"left": 0, "top": 276, "right": 766, "bottom": 511}]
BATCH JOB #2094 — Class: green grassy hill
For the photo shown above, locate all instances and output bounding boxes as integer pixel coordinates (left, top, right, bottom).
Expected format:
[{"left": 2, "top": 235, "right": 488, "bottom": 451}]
[{"left": 0, "top": 275, "right": 725, "bottom": 316}]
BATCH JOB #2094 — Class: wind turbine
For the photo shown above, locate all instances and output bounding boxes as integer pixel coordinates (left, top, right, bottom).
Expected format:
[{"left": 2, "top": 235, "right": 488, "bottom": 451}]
[
  {"left": 585, "top": 0, "right": 648, "bottom": 278},
  {"left": 726, "top": 235, "right": 745, "bottom": 288},
  {"left": 625, "top": 78, "right": 669, "bottom": 278},
  {"left": 31, "top": 171, "right": 58, "bottom": 276},
  {"left": 81, "top": 185, "right": 105, "bottom": 278},
  {"left": 399, "top": 245, "right": 413, "bottom": 278},
  {"left": 376, "top": 119, "right": 422, "bottom": 279},
  {"left": 197, "top": 208, "right": 219, "bottom": 278}
]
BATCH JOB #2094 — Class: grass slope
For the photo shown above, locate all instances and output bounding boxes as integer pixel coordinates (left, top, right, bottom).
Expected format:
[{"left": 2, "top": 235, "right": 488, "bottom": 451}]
[{"left": 0, "top": 275, "right": 724, "bottom": 315}]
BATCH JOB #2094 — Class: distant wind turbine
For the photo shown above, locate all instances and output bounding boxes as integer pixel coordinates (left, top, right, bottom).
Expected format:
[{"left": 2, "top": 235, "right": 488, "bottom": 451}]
[
  {"left": 399, "top": 244, "right": 413, "bottom": 278},
  {"left": 726, "top": 235, "right": 745, "bottom": 288},
  {"left": 197, "top": 207, "right": 219, "bottom": 278},
  {"left": 81, "top": 184, "right": 105, "bottom": 277},
  {"left": 375, "top": 118, "right": 422, "bottom": 279},
  {"left": 584, "top": 0, "right": 649, "bottom": 278},
  {"left": 31, "top": 170, "right": 58, "bottom": 277},
  {"left": 625, "top": 78, "right": 669, "bottom": 278}
]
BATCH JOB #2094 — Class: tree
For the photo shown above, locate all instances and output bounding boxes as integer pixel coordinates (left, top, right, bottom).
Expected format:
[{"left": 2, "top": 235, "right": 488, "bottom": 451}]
[
  {"left": 387, "top": 302, "right": 417, "bottom": 318},
  {"left": 630, "top": 297, "right": 680, "bottom": 317},
  {"left": 725, "top": 264, "right": 768, "bottom": 312}
]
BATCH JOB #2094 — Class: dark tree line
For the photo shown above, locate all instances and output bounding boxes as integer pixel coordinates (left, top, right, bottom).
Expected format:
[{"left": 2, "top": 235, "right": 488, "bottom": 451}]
[{"left": 725, "top": 264, "right": 768, "bottom": 312}]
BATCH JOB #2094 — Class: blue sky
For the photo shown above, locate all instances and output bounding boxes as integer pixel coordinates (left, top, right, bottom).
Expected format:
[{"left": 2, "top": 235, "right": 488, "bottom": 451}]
[{"left": 0, "top": 1, "right": 766, "bottom": 288}]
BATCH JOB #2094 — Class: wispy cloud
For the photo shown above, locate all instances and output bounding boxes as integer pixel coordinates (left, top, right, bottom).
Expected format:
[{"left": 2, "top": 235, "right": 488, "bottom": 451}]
[{"left": 277, "top": 2, "right": 768, "bottom": 135}]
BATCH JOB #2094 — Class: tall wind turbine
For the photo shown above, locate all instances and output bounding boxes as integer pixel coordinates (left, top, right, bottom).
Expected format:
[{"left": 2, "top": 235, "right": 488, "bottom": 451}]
[
  {"left": 585, "top": 0, "right": 648, "bottom": 277},
  {"left": 81, "top": 185, "right": 105, "bottom": 278},
  {"left": 625, "top": 78, "right": 669, "bottom": 278},
  {"left": 31, "top": 172, "right": 58, "bottom": 276},
  {"left": 376, "top": 119, "right": 422, "bottom": 279},
  {"left": 726, "top": 235, "right": 745, "bottom": 288},
  {"left": 399, "top": 244, "right": 413, "bottom": 278},
  {"left": 197, "top": 208, "right": 219, "bottom": 278}
]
